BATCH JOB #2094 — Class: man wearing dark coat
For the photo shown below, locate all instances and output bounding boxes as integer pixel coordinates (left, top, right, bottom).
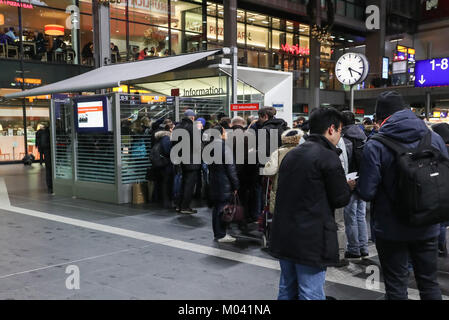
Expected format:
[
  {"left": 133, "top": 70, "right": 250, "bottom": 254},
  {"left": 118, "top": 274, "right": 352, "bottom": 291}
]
[{"left": 269, "top": 107, "right": 353, "bottom": 300}]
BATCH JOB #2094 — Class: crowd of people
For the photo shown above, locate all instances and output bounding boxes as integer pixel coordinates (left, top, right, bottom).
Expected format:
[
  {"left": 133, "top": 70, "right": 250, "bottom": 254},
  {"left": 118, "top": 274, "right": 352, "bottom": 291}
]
[{"left": 138, "top": 90, "right": 449, "bottom": 301}]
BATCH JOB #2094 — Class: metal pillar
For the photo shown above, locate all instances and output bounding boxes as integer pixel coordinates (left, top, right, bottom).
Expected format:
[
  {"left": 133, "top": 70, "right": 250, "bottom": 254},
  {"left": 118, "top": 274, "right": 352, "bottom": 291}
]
[
  {"left": 309, "top": 0, "right": 321, "bottom": 113},
  {"left": 224, "top": 0, "right": 237, "bottom": 48},
  {"left": 18, "top": 0, "right": 28, "bottom": 160},
  {"left": 93, "top": 1, "right": 111, "bottom": 67},
  {"left": 350, "top": 85, "right": 355, "bottom": 113}
]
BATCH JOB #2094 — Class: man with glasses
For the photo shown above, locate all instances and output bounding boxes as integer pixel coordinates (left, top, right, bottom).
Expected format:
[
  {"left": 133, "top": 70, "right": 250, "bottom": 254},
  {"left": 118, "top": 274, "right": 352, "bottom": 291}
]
[{"left": 269, "top": 107, "right": 354, "bottom": 300}]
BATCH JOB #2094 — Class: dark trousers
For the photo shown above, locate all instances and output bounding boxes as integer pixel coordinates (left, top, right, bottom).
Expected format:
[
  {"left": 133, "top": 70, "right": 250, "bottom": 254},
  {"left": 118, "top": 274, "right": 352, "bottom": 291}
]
[
  {"left": 153, "top": 166, "right": 174, "bottom": 208},
  {"left": 179, "top": 169, "right": 198, "bottom": 210},
  {"left": 212, "top": 201, "right": 228, "bottom": 239},
  {"left": 375, "top": 236, "right": 442, "bottom": 300},
  {"left": 39, "top": 150, "right": 44, "bottom": 165},
  {"left": 42, "top": 148, "right": 52, "bottom": 191}
]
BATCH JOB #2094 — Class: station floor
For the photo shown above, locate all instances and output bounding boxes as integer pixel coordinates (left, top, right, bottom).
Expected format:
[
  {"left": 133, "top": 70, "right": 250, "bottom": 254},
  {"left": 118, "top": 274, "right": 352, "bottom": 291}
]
[{"left": 0, "top": 164, "right": 448, "bottom": 300}]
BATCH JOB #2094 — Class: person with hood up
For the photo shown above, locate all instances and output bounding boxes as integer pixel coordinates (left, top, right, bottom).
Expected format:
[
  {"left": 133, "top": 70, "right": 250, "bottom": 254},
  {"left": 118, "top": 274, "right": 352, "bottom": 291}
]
[
  {"left": 341, "top": 111, "right": 369, "bottom": 260},
  {"left": 262, "top": 129, "right": 304, "bottom": 215},
  {"left": 431, "top": 122, "right": 449, "bottom": 258},
  {"left": 357, "top": 91, "right": 448, "bottom": 300}
]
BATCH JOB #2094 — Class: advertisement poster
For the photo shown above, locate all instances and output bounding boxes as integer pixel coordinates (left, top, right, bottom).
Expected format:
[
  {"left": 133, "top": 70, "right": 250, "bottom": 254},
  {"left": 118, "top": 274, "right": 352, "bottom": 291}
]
[{"left": 77, "top": 100, "right": 105, "bottom": 129}]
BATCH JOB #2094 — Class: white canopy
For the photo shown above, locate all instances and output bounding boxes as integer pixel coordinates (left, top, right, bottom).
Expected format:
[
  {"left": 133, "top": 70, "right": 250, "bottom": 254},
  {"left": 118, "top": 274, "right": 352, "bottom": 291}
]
[{"left": 5, "top": 50, "right": 221, "bottom": 99}]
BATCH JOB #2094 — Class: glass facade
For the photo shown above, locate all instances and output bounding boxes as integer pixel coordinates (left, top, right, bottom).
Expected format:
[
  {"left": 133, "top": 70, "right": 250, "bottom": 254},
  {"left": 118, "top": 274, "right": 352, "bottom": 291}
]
[
  {"left": 0, "top": 93, "right": 50, "bottom": 163},
  {"left": 0, "top": 0, "right": 93, "bottom": 65}
]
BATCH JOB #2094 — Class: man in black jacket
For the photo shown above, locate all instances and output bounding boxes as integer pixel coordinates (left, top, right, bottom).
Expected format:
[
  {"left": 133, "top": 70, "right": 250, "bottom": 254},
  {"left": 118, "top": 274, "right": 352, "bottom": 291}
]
[
  {"left": 37, "top": 124, "right": 53, "bottom": 194},
  {"left": 270, "top": 107, "right": 353, "bottom": 300},
  {"left": 172, "top": 109, "right": 201, "bottom": 214}
]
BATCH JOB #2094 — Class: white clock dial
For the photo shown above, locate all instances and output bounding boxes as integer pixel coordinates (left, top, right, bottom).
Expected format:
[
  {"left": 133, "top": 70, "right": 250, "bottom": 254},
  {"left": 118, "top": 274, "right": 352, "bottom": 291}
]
[{"left": 335, "top": 53, "right": 369, "bottom": 86}]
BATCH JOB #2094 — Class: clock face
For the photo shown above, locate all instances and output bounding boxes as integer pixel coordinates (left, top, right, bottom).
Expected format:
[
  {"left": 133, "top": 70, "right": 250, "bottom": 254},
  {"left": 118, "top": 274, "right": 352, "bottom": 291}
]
[{"left": 335, "top": 53, "right": 369, "bottom": 86}]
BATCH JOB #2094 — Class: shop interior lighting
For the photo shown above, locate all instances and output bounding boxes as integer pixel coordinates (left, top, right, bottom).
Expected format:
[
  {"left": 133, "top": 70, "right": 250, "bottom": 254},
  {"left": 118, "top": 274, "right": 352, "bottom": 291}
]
[{"left": 44, "top": 24, "right": 65, "bottom": 36}]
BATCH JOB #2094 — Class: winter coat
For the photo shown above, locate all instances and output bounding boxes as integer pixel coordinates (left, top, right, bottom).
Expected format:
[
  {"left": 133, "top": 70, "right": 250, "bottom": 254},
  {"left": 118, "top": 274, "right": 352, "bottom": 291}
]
[
  {"left": 259, "top": 118, "right": 289, "bottom": 164},
  {"left": 263, "top": 129, "right": 303, "bottom": 213},
  {"left": 357, "top": 109, "right": 448, "bottom": 242},
  {"left": 207, "top": 138, "right": 240, "bottom": 203},
  {"left": 172, "top": 117, "right": 201, "bottom": 171},
  {"left": 231, "top": 125, "right": 258, "bottom": 188},
  {"left": 342, "top": 124, "right": 367, "bottom": 174},
  {"left": 269, "top": 134, "right": 351, "bottom": 268}
]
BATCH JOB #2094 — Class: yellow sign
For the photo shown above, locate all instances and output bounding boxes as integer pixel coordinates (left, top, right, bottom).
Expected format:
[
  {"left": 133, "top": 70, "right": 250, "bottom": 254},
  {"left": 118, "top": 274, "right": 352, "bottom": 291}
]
[
  {"left": 141, "top": 95, "right": 167, "bottom": 103},
  {"left": 433, "top": 111, "right": 441, "bottom": 118},
  {"left": 15, "top": 78, "right": 42, "bottom": 85},
  {"left": 408, "top": 48, "right": 416, "bottom": 55},
  {"left": 0, "top": 14, "right": 4, "bottom": 26}
]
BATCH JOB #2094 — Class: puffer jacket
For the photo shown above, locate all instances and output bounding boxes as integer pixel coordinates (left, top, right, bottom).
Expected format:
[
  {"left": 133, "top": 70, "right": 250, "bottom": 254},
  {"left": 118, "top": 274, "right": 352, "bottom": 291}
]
[
  {"left": 262, "top": 129, "right": 304, "bottom": 213},
  {"left": 357, "top": 109, "right": 448, "bottom": 241},
  {"left": 207, "top": 138, "right": 240, "bottom": 203},
  {"left": 269, "top": 134, "right": 351, "bottom": 268}
]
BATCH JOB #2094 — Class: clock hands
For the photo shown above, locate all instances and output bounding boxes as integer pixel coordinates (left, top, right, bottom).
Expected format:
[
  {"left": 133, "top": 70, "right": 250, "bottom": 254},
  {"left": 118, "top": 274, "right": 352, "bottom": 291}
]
[{"left": 348, "top": 67, "right": 362, "bottom": 76}]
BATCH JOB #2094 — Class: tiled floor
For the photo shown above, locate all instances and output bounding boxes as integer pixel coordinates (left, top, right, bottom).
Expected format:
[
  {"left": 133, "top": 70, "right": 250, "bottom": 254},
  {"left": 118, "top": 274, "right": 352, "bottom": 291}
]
[{"left": 0, "top": 164, "right": 448, "bottom": 300}]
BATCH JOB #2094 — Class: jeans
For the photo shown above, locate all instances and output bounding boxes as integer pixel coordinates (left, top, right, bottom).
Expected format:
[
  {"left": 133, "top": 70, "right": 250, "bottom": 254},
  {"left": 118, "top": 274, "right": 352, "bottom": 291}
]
[
  {"left": 375, "top": 236, "right": 442, "bottom": 300},
  {"left": 439, "top": 222, "right": 448, "bottom": 248},
  {"left": 278, "top": 259, "right": 327, "bottom": 300},
  {"left": 179, "top": 169, "right": 198, "bottom": 210},
  {"left": 212, "top": 201, "right": 228, "bottom": 239},
  {"left": 344, "top": 194, "right": 369, "bottom": 255}
]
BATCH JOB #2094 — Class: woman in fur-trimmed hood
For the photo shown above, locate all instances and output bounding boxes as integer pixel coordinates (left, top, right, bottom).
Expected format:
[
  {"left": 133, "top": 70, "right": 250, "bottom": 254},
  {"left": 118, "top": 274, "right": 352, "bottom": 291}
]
[{"left": 262, "top": 129, "right": 304, "bottom": 214}]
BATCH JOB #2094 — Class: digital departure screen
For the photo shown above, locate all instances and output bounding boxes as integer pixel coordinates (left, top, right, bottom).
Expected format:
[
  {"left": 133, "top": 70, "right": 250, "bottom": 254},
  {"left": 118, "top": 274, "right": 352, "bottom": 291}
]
[{"left": 74, "top": 96, "right": 110, "bottom": 133}]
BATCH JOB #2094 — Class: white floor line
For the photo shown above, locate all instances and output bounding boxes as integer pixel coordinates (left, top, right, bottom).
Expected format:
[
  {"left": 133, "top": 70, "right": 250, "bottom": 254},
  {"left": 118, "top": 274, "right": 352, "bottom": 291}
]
[
  {"left": 0, "top": 178, "right": 447, "bottom": 300},
  {"left": 0, "top": 178, "right": 11, "bottom": 207}
]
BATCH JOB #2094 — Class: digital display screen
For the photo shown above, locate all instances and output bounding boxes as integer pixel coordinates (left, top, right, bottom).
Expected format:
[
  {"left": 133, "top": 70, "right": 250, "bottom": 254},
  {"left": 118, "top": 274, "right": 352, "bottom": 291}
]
[
  {"left": 74, "top": 96, "right": 110, "bottom": 133},
  {"left": 382, "top": 57, "right": 389, "bottom": 79}
]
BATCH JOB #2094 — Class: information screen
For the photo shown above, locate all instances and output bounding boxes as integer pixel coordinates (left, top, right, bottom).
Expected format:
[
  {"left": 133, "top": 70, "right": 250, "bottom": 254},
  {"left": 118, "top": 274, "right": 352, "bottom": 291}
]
[{"left": 74, "top": 96, "right": 109, "bottom": 133}]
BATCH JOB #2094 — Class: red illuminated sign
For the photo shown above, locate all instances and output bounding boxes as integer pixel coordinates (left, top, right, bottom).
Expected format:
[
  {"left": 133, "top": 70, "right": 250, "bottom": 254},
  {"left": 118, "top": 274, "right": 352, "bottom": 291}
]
[
  {"left": 356, "top": 108, "right": 365, "bottom": 115},
  {"left": 0, "top": 0, "right": 33, "bottom": 9},
  {"left": 281, "top": 43, "right": 310, "bottom": 56},
  {"left": 231, "top": 103, "right": 260, "bottom": 111}
]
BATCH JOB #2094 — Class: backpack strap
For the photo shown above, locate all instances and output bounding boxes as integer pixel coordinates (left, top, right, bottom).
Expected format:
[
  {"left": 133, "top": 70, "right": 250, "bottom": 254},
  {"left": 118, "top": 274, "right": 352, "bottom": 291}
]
[{"left": 371, "top": 134, "right": 408, "bottom": 156}]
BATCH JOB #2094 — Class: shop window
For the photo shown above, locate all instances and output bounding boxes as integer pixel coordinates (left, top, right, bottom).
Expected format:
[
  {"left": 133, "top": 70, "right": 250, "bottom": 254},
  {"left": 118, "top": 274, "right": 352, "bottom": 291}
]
[
  {"left": 246, "top": 24, "right": 268, "bottom": 50},
  {"left": 128, "top": 22, "right": 169, "bottom": 58},
  {"left": 0, "top": 104, "right": 49, "bottom": 162}
]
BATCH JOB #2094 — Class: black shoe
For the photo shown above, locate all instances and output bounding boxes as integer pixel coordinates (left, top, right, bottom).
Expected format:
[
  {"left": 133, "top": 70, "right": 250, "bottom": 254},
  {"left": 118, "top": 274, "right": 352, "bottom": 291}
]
[
  {"left": 361, "top": 251, "right": 370, "bottom": 258},
  {"left": 334, "top": 259, "right": 349, "bottom": 268},
  {"left": 326, "top": 296, "right": 337, "bottom": 300},
  {"left": 48, "top": 188, "right": 53, "bottom": 194},
  {"left": 345, "top": 252, "right": 361, "bottom": 260},
  {"left": 175, "top": 207, "right": 181, "bottom": 212}
]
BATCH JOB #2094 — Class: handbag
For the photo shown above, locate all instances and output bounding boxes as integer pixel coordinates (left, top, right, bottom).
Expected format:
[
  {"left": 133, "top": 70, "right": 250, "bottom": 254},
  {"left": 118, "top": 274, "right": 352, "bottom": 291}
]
[{"left": 221, "top": 194, "right": 245, "bottom": 223}]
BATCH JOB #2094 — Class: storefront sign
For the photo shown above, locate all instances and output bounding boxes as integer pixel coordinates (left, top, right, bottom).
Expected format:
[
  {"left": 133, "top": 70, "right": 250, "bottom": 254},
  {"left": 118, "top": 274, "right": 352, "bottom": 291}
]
[
  {"left": 272, "top": 103, "right": 284, "bottom": 112},
  {"left": 116, "top": 0, "right": 173, "bottom": 15},
  {"left": 140, "top": 95, "right": 166, "bottom": 103},
  {"left": 183, "top": 87, "right": 224, "bottom": 97},
  {"left": 281, "top": 43, "right": 310, "bottom": 56},
  {"left": 230, "top": 103, "right": 259, "bottom": 112},
  {"left": 415, "top": 57, "right": 449, "bottom": 88},
  {"left": 14, "top": 78, "right": 42, "bottom": 85},
  {"left": 0, "top": 0, "right": 33, "bottom": 9}
]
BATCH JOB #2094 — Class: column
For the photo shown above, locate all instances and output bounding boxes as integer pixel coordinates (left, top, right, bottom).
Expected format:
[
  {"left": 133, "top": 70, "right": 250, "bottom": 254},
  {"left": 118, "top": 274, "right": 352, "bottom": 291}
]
[
  {"left": 309, "top": 0, "right": 321, "bottom": 112},
  {"left": 92, "top": 0, "right": 111, "bottom": 68},
  {"left": 224, "top": 0, "right": 237, "bottom": 48}
]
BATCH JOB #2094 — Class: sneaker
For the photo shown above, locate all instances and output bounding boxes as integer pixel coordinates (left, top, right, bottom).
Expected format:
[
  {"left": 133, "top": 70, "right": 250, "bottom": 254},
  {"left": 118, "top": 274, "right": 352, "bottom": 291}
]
[
  {"left": 345, "top": 252, "right": 361, "bottom": 260},
  {"left": 175, "top": 207, "right": 181, "bottom": 212},
  {"left": 334, "top": 259, "right": 349, "bottom": 268},
  {"left": 217, "top": 234, "right": 236, "bottom": 243},
  {"left": 180, "top": 208, "right": 197, "bottom": 214},
  {"left": 361, "top": 251, "right": 370, "bottom": 259}
]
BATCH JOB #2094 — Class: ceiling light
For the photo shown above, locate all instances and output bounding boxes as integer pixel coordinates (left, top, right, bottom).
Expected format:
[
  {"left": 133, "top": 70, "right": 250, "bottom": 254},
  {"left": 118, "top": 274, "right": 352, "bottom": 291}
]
[
  {"left": 44, "top": 24, "right": 65, "bottom": 36},
  {"left": 248, "top": 18, "right": 255, "bottom": 21},
  {"left": 262, "top": 21, "right": 269, "bottom": 24},
  {"left": 339, "top": 37, "right": 345, "bottom": 41},
  {"left": 348, "top": 39, "right": 354, "bottom": 42},
  {"left": 287, "top": 26, "right": 294, "bottom": 29},
  {"left": 390, "top": 38, "right": 403, "bottom": 42}
]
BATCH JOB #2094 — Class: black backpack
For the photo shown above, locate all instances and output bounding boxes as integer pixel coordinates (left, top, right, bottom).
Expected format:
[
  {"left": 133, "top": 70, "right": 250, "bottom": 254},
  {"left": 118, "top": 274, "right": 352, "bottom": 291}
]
[
  {"left": 149, "top": 140, "right": 170, "bottom": 168},
  {"left": 372, "top": 131, "right": 449, "bottom": 226},
  {"left": 345, "top": 136, "right": 365, "bottom": 173}
]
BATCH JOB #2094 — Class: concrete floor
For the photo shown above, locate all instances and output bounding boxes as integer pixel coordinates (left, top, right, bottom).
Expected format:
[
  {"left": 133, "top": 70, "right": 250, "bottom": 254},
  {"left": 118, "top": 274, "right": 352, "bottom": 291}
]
[{"left": 0, "top": 164, "right": 448, "bottom": 300}]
